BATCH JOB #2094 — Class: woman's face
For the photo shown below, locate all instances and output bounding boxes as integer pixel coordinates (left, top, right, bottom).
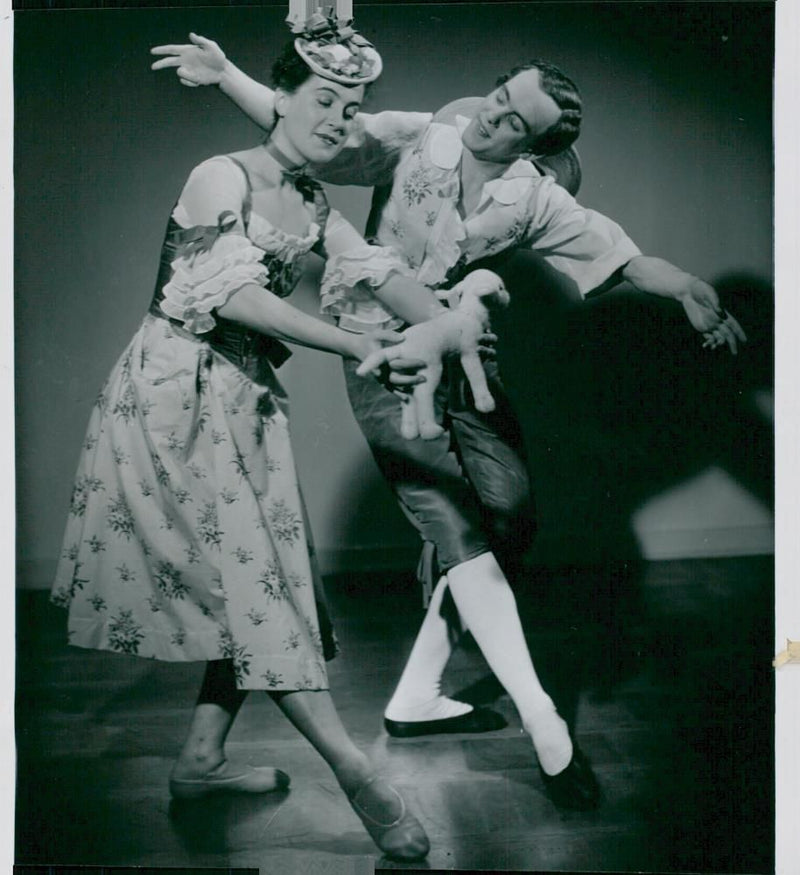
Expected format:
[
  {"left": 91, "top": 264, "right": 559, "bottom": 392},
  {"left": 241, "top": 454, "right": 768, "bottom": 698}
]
[{"left": 274, "top": 75, "right": 365, "bottom": 165}]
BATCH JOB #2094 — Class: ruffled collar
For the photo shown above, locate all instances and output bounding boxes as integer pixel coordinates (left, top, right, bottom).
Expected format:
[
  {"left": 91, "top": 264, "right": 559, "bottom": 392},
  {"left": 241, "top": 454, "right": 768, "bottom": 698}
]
[
  {"left": 172, "top": 202, "right": 320, "bottom": 253},
  {"left": 428, "top": 115, "right": 541, "bottom": 206},
  {"left": 248, "top": 211, "right": 320, "bottom": 254}
]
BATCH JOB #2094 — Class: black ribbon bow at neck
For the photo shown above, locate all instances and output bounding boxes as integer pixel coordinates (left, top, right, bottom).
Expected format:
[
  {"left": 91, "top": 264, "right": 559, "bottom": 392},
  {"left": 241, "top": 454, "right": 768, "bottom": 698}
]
[
  {"left": 264, "top": 140, "right": 315, "bottom": 197},
  {"left": 280, "top": 166, "right": 319, "bottom": 203},
  {"left": 264, "top": 139, "right": 330, "bottom": 230}
]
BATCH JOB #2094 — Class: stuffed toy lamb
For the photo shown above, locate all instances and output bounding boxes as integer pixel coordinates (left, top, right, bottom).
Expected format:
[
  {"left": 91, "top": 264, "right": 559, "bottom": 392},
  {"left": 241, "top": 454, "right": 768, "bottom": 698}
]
[{"left": 357, "top": 269, "right": 510, "bottom": 440}]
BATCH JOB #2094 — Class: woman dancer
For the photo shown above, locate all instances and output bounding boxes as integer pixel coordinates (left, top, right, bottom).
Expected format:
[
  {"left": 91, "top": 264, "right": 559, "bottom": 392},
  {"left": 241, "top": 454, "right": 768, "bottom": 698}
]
[{"left": 51, "top": 18, "right": 434, "bottom": 862}]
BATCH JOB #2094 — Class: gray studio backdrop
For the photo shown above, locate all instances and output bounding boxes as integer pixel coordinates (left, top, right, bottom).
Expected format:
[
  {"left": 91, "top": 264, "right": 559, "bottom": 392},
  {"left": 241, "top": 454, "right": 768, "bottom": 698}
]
[{"left": 15, "top": 1, "right": 774, "bottom": 588}]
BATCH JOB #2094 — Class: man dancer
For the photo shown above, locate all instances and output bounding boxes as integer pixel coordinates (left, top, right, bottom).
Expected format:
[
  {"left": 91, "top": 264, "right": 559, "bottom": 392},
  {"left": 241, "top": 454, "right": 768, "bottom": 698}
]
[{"left": 151, "top": 34, "right": 745, "bottom": 810}]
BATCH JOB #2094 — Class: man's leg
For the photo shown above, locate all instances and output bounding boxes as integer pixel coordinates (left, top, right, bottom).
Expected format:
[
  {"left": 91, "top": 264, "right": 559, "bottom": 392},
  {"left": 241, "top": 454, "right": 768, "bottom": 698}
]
[
  {"left": 386, "top": 547, "right": 573, "bottom": 774},
  {"left": 432, "top": 369, "right": 576, "bottom": 771},
  {"left": 366, "top": 358, "right": 571, "bottom": 770},
  {"left": 383, "top": 573, "right": 473, "bottom": 723},
  {"left": 384, "top": 363, "right": 535, "bottom": 727},
  {"left": 344, "top": 363, "right": 600, "bottom": 807},
  {"left": 445, "top": 553, "right": 572, "bottom": 774},
  {"left": 448, "top": 359, "right": 536, "bottom": 564},
  {"left": 344, "top": 361, "right": 504, "bottom": 731}
]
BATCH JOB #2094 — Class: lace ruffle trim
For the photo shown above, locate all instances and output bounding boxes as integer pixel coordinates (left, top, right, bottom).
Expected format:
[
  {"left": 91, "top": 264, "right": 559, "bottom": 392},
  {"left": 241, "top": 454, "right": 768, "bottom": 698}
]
[
  {"left": 319, "top": 245, "right": 413, "bottom": 329},
  {"left": 247, "top": 212, "right": 321, "bottom": 258},
  {"left": 161, "top": 233, "right": 268, "bottom": 334}
]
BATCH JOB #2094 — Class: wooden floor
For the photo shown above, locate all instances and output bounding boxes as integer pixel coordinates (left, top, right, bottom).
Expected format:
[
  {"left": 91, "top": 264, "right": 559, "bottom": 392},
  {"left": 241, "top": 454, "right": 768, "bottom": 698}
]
[{"left": 15, "top": 556, "right": 774, "bottom": 874}]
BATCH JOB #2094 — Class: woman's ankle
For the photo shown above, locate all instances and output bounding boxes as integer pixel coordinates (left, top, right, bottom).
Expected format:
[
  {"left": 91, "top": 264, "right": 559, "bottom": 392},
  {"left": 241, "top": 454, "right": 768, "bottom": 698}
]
[
  {"left": 331, "top": 752, "right": 373, "bottom": 797},
  {"left": 172, "top": 747, "right": 226, "bottom": 777}
]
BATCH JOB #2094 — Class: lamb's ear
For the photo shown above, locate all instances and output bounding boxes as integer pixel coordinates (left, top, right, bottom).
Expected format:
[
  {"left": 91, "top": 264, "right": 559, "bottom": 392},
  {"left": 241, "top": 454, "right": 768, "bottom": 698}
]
[
  {"left": 485, "top": 286, "right": 511, "bottom": 307},
  {"left": 476, "top": 280, "right": 507, "bottom": 299},
  {"left": 496, "top": 287, "right": 511, "bottom": 307}
]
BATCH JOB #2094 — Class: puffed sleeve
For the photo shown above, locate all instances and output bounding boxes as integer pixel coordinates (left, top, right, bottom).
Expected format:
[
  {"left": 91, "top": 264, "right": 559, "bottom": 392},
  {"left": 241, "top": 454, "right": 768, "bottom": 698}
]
[
  {"left": 525, "top": 176, "right": 642, "bottom": 297},
  {"left": 159, "top": 156, "right": 269, "bottom": 334},
  {"left": 310, "top": 110, "right": 433, "bottom": 188},
  {"left": 318, "top": 209, "right": 414, "bottom": 331}
]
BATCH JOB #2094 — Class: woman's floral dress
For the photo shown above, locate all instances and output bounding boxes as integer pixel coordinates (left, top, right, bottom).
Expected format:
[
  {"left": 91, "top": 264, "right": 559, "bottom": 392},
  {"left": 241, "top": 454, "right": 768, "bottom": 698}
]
[{"left": 50, "top": 154, "right": 404, "bottom": 690}]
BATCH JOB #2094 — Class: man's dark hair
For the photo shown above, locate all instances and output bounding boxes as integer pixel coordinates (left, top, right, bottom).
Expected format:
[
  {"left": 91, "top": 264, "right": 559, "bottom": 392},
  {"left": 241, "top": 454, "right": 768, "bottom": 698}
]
[{"left": 496, "top": 60, "right": 582, "bottom": 156}]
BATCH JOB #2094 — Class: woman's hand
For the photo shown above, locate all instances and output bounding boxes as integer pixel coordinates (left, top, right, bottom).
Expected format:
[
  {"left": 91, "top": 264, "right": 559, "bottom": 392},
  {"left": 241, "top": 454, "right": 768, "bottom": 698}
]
[
  {"left": 150, "top": 33, "right": 227, "bottom": 87},
  {"left": 681, "top": 278, "right": 747, "bottom": 354},
  {"left": 351, "top": 330, "right": 427, "bottom": 388}
]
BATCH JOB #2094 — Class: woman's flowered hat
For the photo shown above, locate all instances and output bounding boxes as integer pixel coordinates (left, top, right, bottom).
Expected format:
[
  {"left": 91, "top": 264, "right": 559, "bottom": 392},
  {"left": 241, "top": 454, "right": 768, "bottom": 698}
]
[{"left": 287, "top": 1, "right": 382, "bottom": 85}]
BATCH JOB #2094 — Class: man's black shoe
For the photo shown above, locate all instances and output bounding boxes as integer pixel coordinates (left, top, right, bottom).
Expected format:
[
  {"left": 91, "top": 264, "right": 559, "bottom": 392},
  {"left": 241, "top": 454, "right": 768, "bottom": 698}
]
[
  {"left": 384, "top": 707, "right": 507, "bottom": 738},
  {"left": 539, "top": 746, "right": 601, "bottom": 811}
]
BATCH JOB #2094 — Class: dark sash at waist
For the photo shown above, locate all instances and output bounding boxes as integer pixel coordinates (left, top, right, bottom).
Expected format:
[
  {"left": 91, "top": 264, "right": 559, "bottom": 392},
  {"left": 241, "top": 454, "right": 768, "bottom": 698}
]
[
  {"left": 149, "top": 210, "right": 292, "bottom": 384},
  {"left": 148, "top": 300, "right": 291, "bottom": 384}
]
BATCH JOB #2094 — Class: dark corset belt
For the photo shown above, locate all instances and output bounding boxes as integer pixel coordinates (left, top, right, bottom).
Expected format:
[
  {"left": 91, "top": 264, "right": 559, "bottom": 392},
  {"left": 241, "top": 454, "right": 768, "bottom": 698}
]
[{"left": 148, "top": 298, "right": 291, "bottom": 384}]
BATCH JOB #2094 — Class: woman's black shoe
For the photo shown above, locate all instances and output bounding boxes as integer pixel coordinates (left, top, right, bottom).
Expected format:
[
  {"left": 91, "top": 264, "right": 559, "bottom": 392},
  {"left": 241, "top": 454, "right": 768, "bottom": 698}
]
[{"left": 539, "top": 747, "right": 601, "bottom": 811}]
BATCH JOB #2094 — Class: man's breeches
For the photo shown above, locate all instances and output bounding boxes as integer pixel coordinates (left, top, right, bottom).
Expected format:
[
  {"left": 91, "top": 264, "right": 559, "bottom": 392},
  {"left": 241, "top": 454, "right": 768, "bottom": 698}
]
[{"left": 343, "top": 358, "right": 535, "bottom": 575}]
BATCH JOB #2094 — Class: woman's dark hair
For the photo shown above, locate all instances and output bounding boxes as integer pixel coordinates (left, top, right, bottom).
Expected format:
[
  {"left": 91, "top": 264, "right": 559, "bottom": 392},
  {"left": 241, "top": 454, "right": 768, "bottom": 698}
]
[
  {"left": 263, "top": 42, "right": 317, "bottom": 137},
  {"left": 495, "top": 60, "right": 582, "bottom": 156},
  {"left": 270, "top": 40, "right": 315, "bottom": 93},
  {"left": 264, "top": 39, "right": 373, "bottom": 137}
]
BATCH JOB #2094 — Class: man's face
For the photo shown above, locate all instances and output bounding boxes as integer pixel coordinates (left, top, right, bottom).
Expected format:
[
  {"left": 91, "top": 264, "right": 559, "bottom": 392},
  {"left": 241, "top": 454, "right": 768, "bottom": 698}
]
[{"left": 461, "top": 68, "right": 561, "bottom": 163}]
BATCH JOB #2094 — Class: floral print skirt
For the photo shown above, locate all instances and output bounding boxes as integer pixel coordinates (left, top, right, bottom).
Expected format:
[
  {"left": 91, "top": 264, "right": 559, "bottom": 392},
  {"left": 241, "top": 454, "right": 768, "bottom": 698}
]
[{"left": 51, "top": 314, "right": 335, "bottom": 690}]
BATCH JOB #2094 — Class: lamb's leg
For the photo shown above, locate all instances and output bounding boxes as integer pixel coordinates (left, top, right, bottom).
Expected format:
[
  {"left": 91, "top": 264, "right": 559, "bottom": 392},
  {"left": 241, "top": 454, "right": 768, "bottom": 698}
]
[
  {"left": 459, "top": 350, "right": 495, "bottom": 413},
  {"left": 400, "top": 393, "right": 422, "bottom": 440},
  {"left": 415, "top": 363, "right": 445, "bottom": 440}
]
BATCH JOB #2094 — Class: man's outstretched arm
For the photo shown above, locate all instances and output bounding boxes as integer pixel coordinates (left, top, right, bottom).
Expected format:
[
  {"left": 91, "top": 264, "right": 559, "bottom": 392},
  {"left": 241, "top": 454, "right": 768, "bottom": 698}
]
[
  {"left": 525, "top": 181, "right": 747, "bottom": 356},
  {"left": 619, "top": 255, "right": 747, "bottom": 354}
]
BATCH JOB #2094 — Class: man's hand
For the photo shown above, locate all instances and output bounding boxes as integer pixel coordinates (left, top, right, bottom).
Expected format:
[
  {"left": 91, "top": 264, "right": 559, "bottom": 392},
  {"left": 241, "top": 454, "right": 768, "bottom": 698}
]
[
  {"left": 356, "top": 272, "right": 506, "bottom": 440},
  {"left": 477, "top": 331, "right": 498, "bottom": 361},
  {"left": 150, "top": 33, "right": 227, "bottom": 87},
  {"left": 622, "top": 256, "right": 747, "bottom": 355},
  {"left": 681, "top": 278, "right": 747, "bottom": 355}
]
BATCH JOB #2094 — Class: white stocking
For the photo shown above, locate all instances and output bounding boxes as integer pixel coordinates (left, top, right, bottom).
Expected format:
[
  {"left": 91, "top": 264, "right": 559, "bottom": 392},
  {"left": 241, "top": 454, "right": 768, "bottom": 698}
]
[
  {"left": 447, "top": 552, "right": 573, "bottom": 775},
  {"left": 384, "top": 576, "right": 473, "bottom": 723}
]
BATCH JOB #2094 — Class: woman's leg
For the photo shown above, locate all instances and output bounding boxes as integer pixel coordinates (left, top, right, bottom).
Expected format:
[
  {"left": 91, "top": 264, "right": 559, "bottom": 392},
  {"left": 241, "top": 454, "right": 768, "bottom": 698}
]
[
  {"left": 270, "top": 689, "right": 372, "bottom": 791},
  {"left": 271, "top": 689, "right": 429, "bottom": 860},
  {"left": 172, "top": 659, "right": 247, "bottom": 779},
  {"left": 170, "top": 659, "right": 289, "bottom": 797}
]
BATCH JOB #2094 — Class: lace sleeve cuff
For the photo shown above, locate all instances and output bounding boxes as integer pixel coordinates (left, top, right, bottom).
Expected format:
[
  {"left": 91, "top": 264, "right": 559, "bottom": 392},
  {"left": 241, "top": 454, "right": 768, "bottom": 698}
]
[
  {"left": 160, "top": 227, "right": 268, "bottom": 334},
  {"left": 320, "top": 245, "right": 412, "bottom": 332}
]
